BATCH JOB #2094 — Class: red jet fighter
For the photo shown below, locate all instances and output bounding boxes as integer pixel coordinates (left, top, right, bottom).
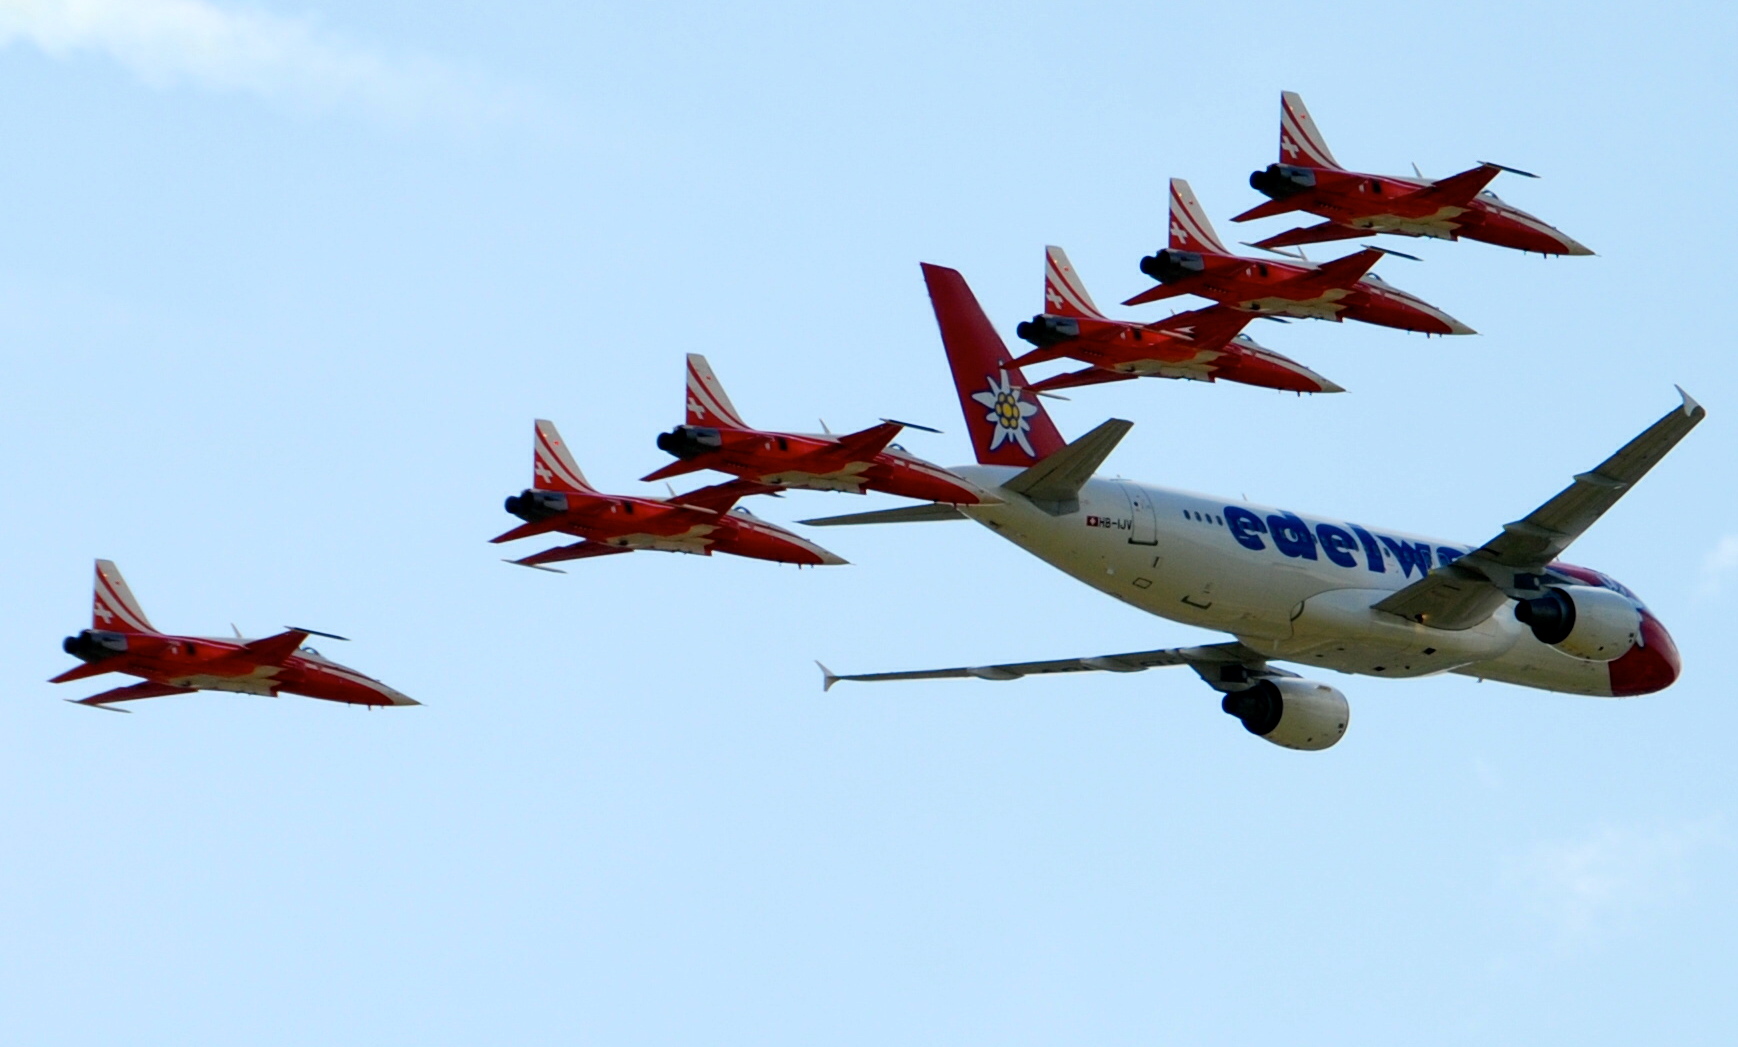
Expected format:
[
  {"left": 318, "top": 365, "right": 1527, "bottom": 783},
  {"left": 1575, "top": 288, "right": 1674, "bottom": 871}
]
[
  {"left": 644, "top": 354, "right": 990, "bottom": 503},
  {"left": 1237, "top": 91, "right": 1592, "bottom": 257},
  {"left": 52, "top": 560, "right": 417, "bottom": 711},
  {"left": 494, "top": 419, "right": 846, "bottom": 569},
  {"left": 1012, "top": 245, "right": 1343, "bottom": 395},
  {"left": 1124, "top": 178, "right": 1475, "bottom": 336}
]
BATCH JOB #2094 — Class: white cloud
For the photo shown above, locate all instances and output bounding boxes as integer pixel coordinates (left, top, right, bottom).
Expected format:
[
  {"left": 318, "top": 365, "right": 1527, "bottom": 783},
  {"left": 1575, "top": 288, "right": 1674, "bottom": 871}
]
[
  {"left": 0, "top": 0, "right": 517, "bottom": 125},
  {"left": 1699, "top": 534, "right": 1738, "bottom": 597},
  {"left": 1506, "top": 818, "right": 1724, "bottom": 941}
]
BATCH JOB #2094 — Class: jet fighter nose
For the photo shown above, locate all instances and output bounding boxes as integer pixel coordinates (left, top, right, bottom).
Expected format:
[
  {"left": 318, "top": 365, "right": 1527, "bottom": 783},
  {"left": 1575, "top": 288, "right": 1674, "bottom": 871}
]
[{"left": 1608, "top": 610, "right": 1681, "bottom": 696}]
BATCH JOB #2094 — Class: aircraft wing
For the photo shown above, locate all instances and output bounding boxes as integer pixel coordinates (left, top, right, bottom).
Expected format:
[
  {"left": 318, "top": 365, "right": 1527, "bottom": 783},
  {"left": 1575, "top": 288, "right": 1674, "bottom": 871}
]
[
  {"left": 1144, "top": 303, "right": 1255, "bottom": 350},
  {"left": 1374, "top": 389, "right": 1706, "bottom": 629},
  {"left": 670, "top": 479, "right": 779, "bottom": 514},
  {"left": 820, "top": 640, "right": 1273, "bottom": 689},
  {"left": 1122, "top": 283, "right": 1192, "bottom": 307},
  {"left": 512, "top": 542, "right": 635, "bottom": 568},
  {"left": 237, "top": 629, "right": 311, "bottom": 666},
  {"left": 1273, "top": 247, "right": 1383, "bottom": 297},
  {"left": 69, "top": 681, "right": 198, "bottom": 709},
  {"left": 1409, "top": 163, "right": 1504, "bottom": 211},
  {"left": 1029, "top": 368, "right": 1139, "bottom": 393},
  {"left": 812, "top": 421, "right": 904, "bottom": 463}
]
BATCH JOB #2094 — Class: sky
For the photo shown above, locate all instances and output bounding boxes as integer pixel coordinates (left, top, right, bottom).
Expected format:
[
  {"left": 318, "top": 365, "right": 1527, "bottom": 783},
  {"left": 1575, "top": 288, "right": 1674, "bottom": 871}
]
[{"left": 2, "top": 1, "right": 1735, "bottom": 1043}]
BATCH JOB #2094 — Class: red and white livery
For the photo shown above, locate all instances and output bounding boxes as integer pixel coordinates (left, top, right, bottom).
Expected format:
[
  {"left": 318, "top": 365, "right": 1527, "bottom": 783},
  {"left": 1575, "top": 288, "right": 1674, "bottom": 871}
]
[
  {"left": 494, "top": 419, "right": 846, "bottom": 569},
  {"left": 1238, "top": 91, "right": 1593, "bottom": 256},
  {"left": 53, "top": 560, "right": 417, "bottom": 710},
  {"left": 1124, "top": 178, "right": 1474, "bottom": 336},
  {"left": 644, "top": 353, "right": 989, "bottom": 503},
  {"left": 1013, "top": 246, "right": 1344, "bottom": 395}
]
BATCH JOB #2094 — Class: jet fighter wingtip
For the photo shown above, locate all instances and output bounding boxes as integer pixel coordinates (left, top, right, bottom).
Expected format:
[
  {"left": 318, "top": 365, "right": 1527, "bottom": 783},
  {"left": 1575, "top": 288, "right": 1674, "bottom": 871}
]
[
  {"left": 502, "top": 558, "right": 568, "bottom": 574},
  {"left": 64, "top": 698, "right": 131, "bottom": 713}
]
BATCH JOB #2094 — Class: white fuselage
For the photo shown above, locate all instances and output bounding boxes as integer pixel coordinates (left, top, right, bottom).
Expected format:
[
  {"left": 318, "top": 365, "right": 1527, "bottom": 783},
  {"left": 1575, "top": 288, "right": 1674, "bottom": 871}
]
[{"left": 950, "top": 465, "right": 1621, "bottom": 696}]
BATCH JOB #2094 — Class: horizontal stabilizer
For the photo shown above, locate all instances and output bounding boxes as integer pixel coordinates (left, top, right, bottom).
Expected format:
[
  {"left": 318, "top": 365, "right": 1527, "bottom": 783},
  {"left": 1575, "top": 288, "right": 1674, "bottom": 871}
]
[
  {"left": 1001, "top": 418, "right": 1133, "bottom": 514},
  {"left": 799, "top": 503, "right": 968, "bottom": 527}
]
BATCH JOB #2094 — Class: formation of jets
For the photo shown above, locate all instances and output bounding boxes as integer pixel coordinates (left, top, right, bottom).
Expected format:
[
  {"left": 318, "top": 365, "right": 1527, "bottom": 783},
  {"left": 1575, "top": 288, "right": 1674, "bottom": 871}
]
[{"left": 53, "top": 92, "right": 1700, "bottom": 753}]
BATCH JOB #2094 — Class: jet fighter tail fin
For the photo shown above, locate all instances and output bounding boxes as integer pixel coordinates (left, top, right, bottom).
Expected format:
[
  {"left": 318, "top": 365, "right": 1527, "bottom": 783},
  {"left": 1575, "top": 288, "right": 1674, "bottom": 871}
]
[
  {"left": 1280, "top": 90, "right": 1341, "bottom": 169},
  {"left": 92, "top": 560, "right": 156, "bottom": 634},
  {"left": 685, "top": 354, "right": 749, "bottom": 429},
  {"left": 533, "top": 419, "right": 596, "bottom": 494},
  {"left": 1043, "top": 246, "right": 1106, "bottom": 319},
  {"left": 921, "top": 263, "right": 1066, "bottom": 467},
  {"left": 1168, "top": 179, "right": 1231, "bottom": 255}
]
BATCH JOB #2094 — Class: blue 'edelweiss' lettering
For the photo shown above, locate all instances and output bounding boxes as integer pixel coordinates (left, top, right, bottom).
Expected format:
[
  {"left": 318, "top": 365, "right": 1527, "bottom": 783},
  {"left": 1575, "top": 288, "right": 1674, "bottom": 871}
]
[
  {"left": 1380, "top": 535, "right": 1434, "bottom": 579},
  {"left": 1221, "top": 505, "right": 1468, "bottom": 578}
]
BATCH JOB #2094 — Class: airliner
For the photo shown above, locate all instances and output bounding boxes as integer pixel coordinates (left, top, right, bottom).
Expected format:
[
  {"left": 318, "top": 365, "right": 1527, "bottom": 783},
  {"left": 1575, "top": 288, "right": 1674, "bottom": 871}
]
[{"left": 806, "top": 264, "right": 1701, "bottom": 751}]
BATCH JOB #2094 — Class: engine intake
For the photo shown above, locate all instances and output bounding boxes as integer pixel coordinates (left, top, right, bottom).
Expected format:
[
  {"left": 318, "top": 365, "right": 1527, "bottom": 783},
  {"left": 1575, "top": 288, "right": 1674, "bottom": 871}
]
[
  {"left": 504, "top": 489, "right": 570, "bottom": 521},
  {"left": 1015, "top": 314, "right": 1081, "bottom": 348},
  {"left": 1221, "top": 677, "right": 1349, "bottom": 751},
  {"left": 63, "top": 629, "right": 128, "bottom": 663},
  {"left": 1513, "top": 584, "right": 1640, "bottom": 662},
  {"left": 1249, "top": 163, "right": 1318, "bottom": 199},
  {"left": 1139, "top": 249, "right": 1206, "bottom": 283},
  {"left": 655, "top": 425, "right": 724, "bottom": 460}
]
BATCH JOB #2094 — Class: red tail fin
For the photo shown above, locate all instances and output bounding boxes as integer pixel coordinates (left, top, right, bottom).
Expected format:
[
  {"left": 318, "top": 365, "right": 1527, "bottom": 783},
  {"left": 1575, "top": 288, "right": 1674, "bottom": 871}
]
[
  {"left": 1042, "top": 246, "right": 1105, "bottom": 319},
  {"left": 1168, "top": 179, "right": 1231, "bottom": 255},
  {"left": 533, "top": 419, "right": 595, "bottom": 494},
  {"left": 921, "top": 263, "right": 1065, "bottom": 466},
  {"left": 92, "top": 560, "right": 156, "bottom": 634},
  {"left": 685, "top": 354, "right": 749, "bottom": 429},
  {"left": 1279, "top": 90, "right": 1341, "bottom": 169}
]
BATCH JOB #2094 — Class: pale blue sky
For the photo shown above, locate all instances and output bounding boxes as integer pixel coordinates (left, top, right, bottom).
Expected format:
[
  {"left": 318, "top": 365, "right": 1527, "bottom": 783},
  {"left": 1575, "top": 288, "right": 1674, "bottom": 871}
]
[{"left": 2, "top": 2, "right": 1735, "bottom": 1044}]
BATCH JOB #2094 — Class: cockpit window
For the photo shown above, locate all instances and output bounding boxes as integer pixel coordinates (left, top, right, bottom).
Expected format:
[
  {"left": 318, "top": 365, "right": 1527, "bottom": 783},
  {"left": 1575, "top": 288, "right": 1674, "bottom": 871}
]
[{"left": 300, "top": 646, "right": 321, "bottom": 656}]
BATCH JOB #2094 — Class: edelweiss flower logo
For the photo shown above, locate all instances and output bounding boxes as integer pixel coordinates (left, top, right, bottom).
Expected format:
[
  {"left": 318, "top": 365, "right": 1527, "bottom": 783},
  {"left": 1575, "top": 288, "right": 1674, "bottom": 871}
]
[{"left": 970, "top": 369, "right": 1039, "bottom": 456}]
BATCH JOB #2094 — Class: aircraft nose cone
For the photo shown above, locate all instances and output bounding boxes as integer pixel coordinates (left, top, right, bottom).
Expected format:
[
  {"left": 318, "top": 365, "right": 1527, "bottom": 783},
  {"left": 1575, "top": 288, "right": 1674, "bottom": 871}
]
[
  {"left": 1561, "top": 238, "right": 1595, "bottom": 257},
  {"left": 1609, "top": 611, "right": 1680, "bottom": 696}
]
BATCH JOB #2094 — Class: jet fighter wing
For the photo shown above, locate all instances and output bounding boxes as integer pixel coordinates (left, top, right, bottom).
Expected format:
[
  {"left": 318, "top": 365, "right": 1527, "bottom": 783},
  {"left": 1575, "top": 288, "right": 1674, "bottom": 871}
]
[
  {"left": 815, "top": 421, "right": 904, "bottom": 463},
  {"left": 819, "top": 640, "right": 1272, "bottom": 689},
  {"left": 1253, "top": 221, "right": 1377, "bottom": 251},
  {"left": 669, "top": 479, "right": 780, "bottom": 513},
  {"left": 235, "top": 629, "right": 311, "bottom": 666},
  {"left": 1407, "top": 163, "right": 1504, "bottom": 211},
  {"left": 1144, "top": 303, "right": 1255, "bottom": 349},
  {"left": 69, "top": 681, "right": 199, "bottom": 709},
  {"left": 1375, "top": 389, "right": 1706, "bottom": 629},
  {"left": 1029, "top": 368, "right": 1140, "bottom": 393},
  {"left": 512, "top": 542, "right": 635, "bottom": 568},
  {"left": 1271, "top": 247, "right": 1383, "bottom": 297}
]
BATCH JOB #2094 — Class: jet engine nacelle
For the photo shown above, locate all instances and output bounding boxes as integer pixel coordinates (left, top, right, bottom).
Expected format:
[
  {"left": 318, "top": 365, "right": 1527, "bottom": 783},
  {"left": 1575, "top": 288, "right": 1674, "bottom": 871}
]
[
  {"left": 1220, "top": 677, "right": 1349, "bottom": 751},
  {"left": 1512, "top": 585, "right": 1641, "bottom": 662},
  {"left": 1249, "top": 163, "right": 1318, "bottom": 199},
  {"left": 1139, "top": 249, "right": 1206, "bottom": 283},
  {"left": 503, "top": 489, "right": 570, "bottom": 521},
  {"left": 62, "top": 629, "right": 128, "bottom": 663},
  {"left": 1015, "top": 314, "right": 1081, "bottom": 348},
  {"left": 655, "top": 425, "right": 724, "bottom": 460}
]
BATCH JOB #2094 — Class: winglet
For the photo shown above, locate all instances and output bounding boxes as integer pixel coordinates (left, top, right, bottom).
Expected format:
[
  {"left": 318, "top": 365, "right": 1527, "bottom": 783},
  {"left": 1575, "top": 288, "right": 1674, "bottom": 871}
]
[
  {"left": 1676, "top": 385, "right": 1704, "bottom": 418},
  {"left": 817, "top": 661, "right": 840, "bottom": 692}
]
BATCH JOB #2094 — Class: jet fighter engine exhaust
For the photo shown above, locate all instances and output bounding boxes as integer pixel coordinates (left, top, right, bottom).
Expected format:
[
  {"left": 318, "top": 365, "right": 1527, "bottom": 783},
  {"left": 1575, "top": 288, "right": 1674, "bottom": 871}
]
[
  {"left": 503, "top": 489, "right": 570, "bottom": 522},
  {"left": 655, "top": 425, "right": 724, "bottom": 461},
  {"left": 1249, "top": 163, "right": 1318, "bottom": 200},
  {"left": 1015, "top": 315, "right": 1081, "bottom": 348},
  {"left": 62, "top": 629, "right": 128, "bottom": 663},
  {"left": 1220, "top": 677, "right": 1349, "bottom": 751},
  {"left": 1139, "top": 249, "right": 1207, "bottom": 283},
  {"left": 1512, "top": 585, "right": 1641, "bottom": 661}
]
